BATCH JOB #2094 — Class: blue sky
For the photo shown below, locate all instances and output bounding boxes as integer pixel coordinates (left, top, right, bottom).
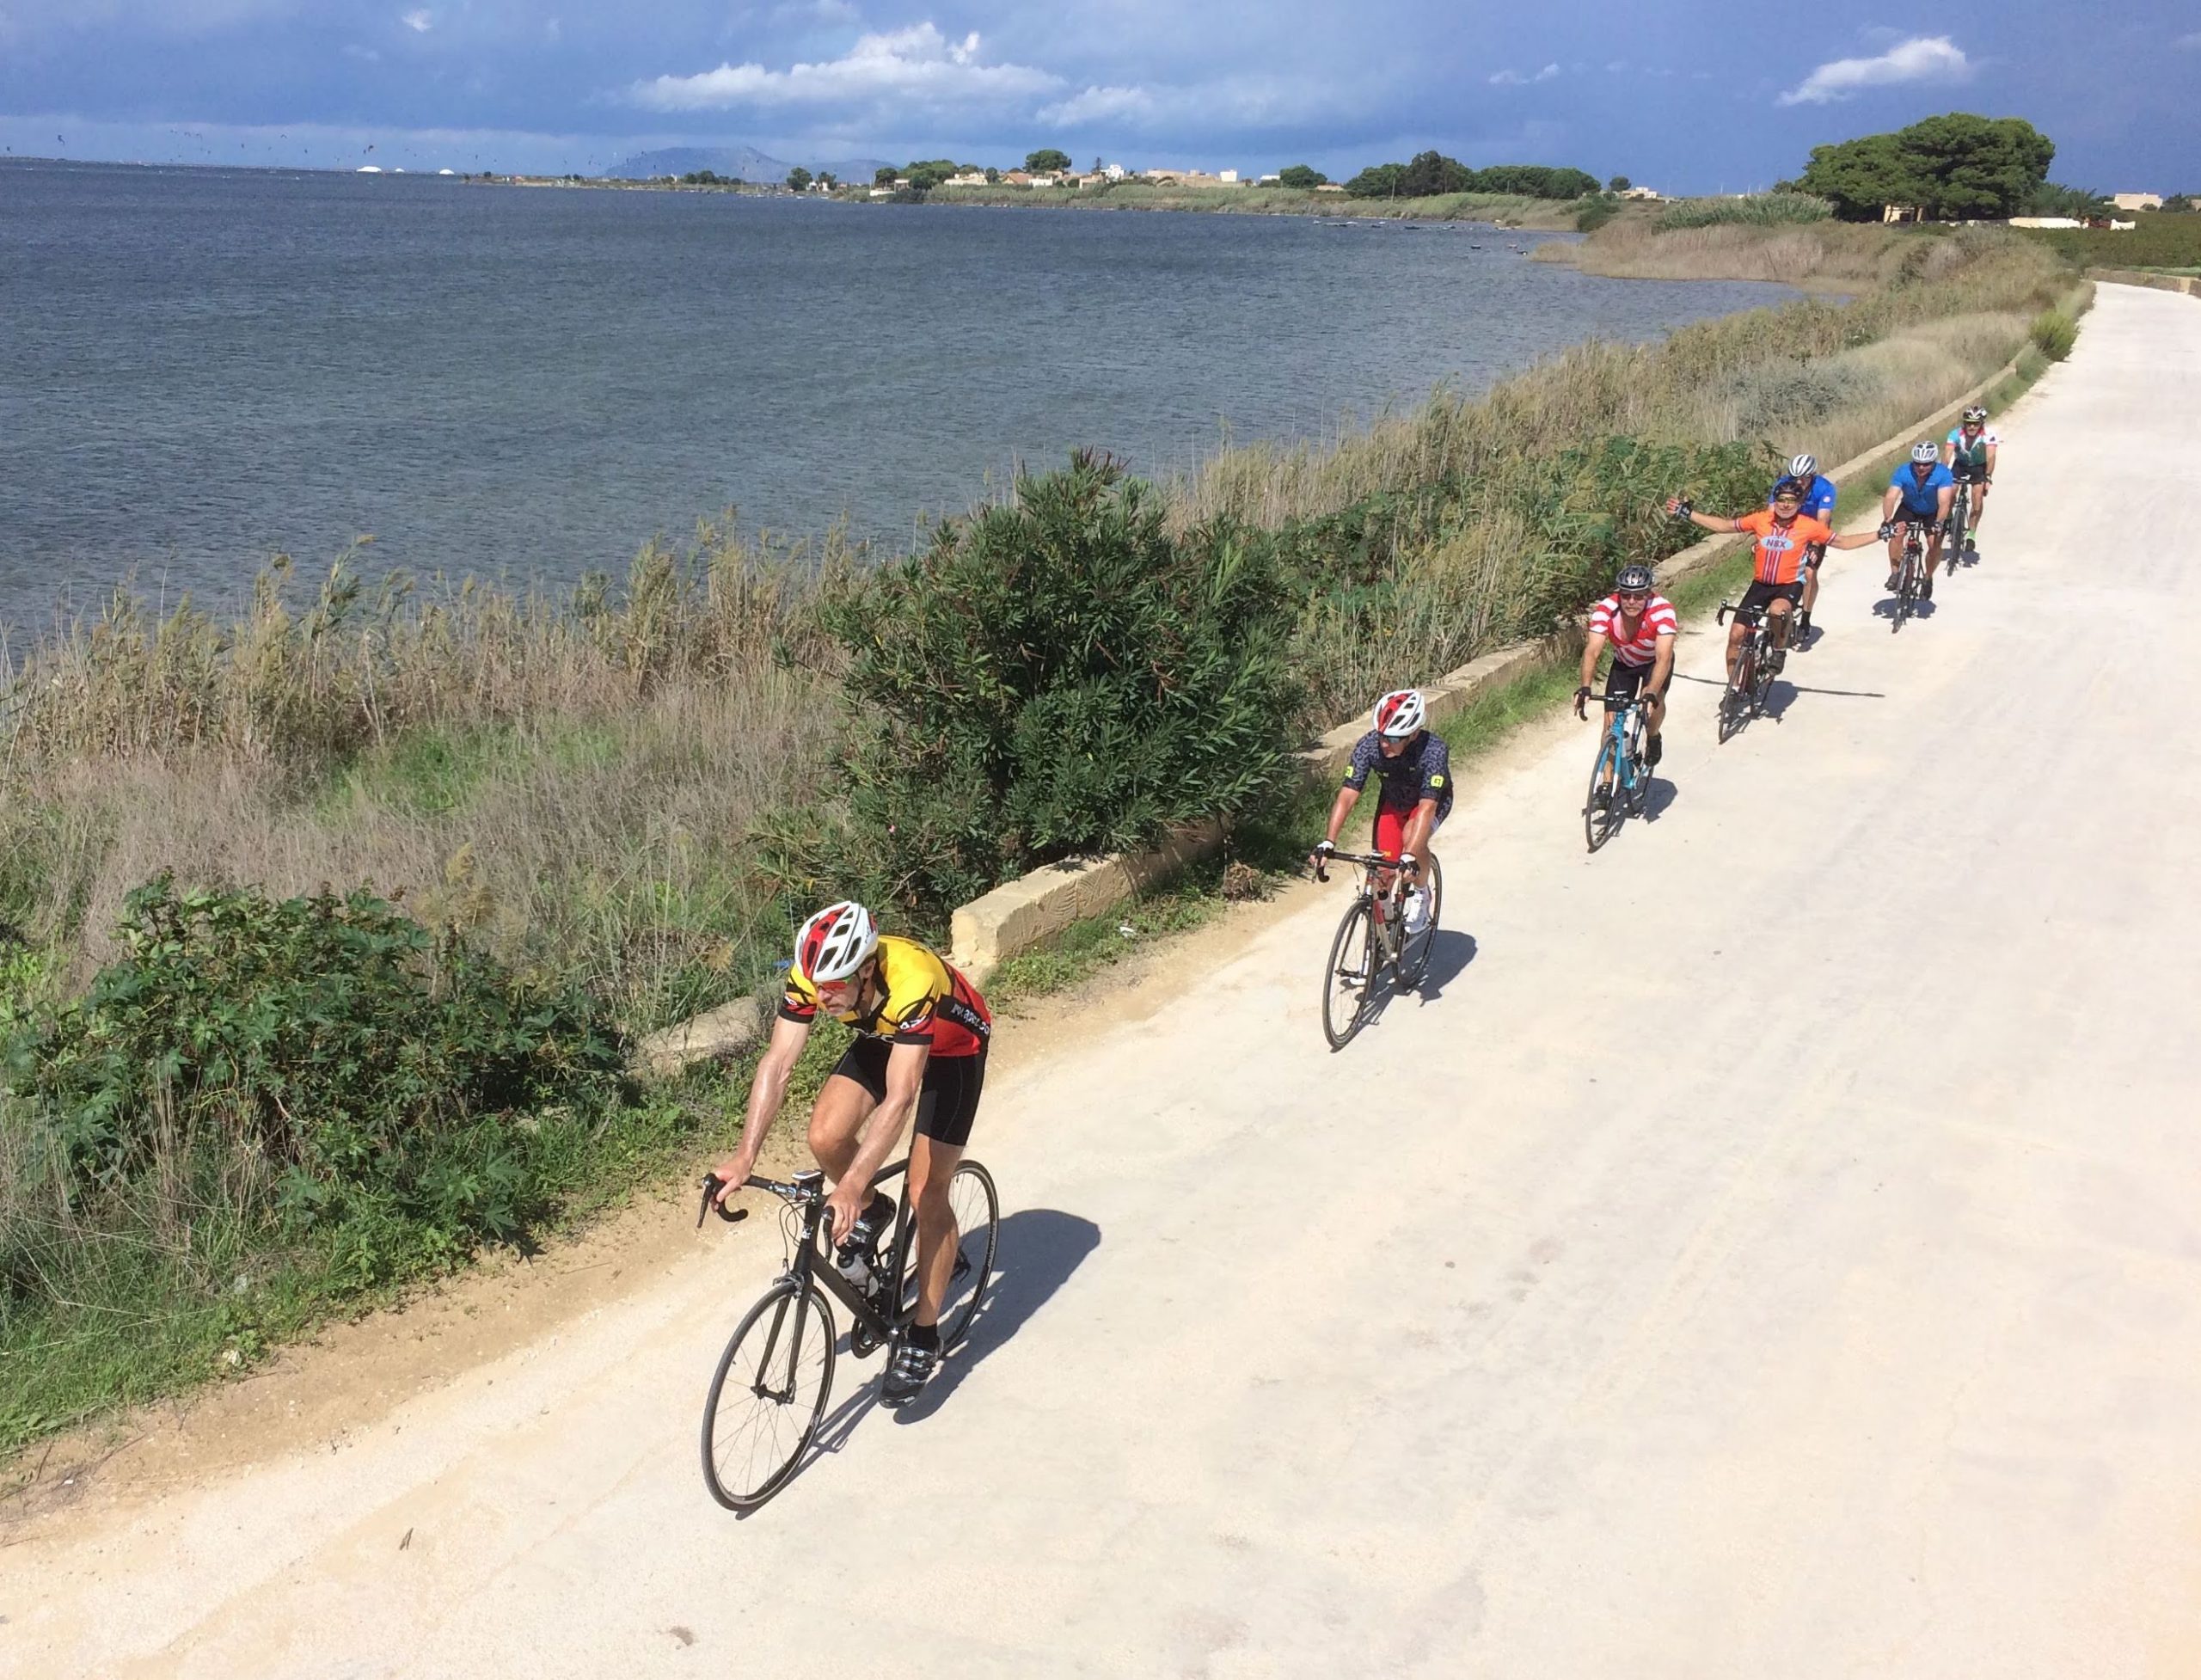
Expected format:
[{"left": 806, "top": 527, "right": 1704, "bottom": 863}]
[{"left": 2, "top": 1, "right": 2194, "bottom": 189}]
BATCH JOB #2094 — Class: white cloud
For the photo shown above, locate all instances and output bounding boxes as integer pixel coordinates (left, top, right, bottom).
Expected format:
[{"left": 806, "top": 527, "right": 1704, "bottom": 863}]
[
  {"left": 401, "top": 8, "right": 431, "bottom": 32},
  {"left": 1778, "top": 35, "right": 1969, "bottom": 106},
  {"left": 629, "top": 22, "right": 1060, "bottom": 111},
  {"left": 1488, "top": 63, "right": 1558, "bottom": 87},
  {"left": 343, "top": 41, "right": 380, "bottom": 61},
  {"left": 1041, "top": 84, "right": 1153, "bottom": 126},
  {"left": 2175, "top": 31, "right": 2201, "bottom": 49}
]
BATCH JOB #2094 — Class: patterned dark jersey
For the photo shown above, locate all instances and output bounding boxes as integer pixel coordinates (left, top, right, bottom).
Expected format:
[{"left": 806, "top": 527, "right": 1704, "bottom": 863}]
[{"left": 1343, "top": 729, "right": 1454, "bottom": 819}]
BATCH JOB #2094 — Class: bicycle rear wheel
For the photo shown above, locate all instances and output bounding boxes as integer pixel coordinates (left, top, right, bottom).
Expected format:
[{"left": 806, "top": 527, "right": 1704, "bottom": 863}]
[
  {"left": 1396, "top": 855, "right": 1444, "bottom": 987},
  {"left": 1751, "top": 627, "right": 1779, "bottom": 715},
  {"left": 1585, "top": 734, "right": 1623, "bottom": 853},
  {"left": 1947, "top": 490, "right": 1969, "bottom": 566},
  {"left": 701, "top": 1278, "right": 837, "bottom": 1511},
  {"left": 891, "top": 1158, "right": 1000, "bottom": 1352},
  {"left": 1321, "top": 896, "right": 1380, "bottom": 1049},
  {"left": 1894, "top": 543, "right": 1919, "bottom": 632}
]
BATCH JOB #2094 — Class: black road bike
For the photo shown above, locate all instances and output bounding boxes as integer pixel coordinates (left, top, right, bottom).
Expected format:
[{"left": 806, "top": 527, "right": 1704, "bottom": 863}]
[
  {"left": 1890, "top": 518, "right": 1932, "bottom": 632},
  {"left": 696, "top": 1156, "right": 999, "bottom": 1511},
  {"left": 1714, "top": 602, "right": 1781, "bottom": 740},
  {"left": 1946, "top": 478, "right": 1972, "bottom": 567},
  {"left": 1314, "top": 848, "right": 1443, "bottom": 1049}
]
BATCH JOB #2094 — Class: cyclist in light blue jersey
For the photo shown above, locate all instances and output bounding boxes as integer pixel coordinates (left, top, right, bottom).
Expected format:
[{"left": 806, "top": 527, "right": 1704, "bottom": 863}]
[
  {"left": 1880, "top": 442, "right": 1955, "bottom": 601},
  {"left": 1774, "top": 453, "right": 1837, "bottom": 642}
]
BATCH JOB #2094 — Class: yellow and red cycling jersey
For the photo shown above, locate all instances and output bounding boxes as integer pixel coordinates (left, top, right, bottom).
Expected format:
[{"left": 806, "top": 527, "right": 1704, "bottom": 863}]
[
  {"left": 779, "top": 934, "right": 992, "bottom": 1058},
  {"left": 1731, "top": 510, "right": 1832, "bottom": 587}
]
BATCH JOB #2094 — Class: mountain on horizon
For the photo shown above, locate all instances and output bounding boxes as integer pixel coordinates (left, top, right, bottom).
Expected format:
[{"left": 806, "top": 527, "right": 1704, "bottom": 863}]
[{"left": 603, "top": 145, "right": 892, "bottom": 183}]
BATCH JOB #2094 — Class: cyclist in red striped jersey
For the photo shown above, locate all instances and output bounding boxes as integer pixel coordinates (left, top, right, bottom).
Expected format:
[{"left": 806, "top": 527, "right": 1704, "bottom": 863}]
[{"left": 1575, "top": 563, "right": 1677, "bottom": 779}]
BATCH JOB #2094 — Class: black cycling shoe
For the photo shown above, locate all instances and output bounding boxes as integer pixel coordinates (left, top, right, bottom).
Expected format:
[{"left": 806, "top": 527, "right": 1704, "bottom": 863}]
[
  {"left": 1645, "top": 735, "right": 1663, "bottom": 769},
  {"left": 880, "top": 1340, "right": 939, "bottom": 1405},
  {"left": 1920, "top": 573, "right": 1934, "bottom": 601}
]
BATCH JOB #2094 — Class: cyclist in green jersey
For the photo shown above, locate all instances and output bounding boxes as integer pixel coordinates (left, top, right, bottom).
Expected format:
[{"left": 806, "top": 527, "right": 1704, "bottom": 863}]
[{"left": 1940, "top": 405, "right": 1999, "bottom": 549}]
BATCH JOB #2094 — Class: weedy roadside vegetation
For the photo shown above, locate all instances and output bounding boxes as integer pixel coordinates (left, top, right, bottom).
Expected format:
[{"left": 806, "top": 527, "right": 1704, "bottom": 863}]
[{"left": 0, "top": 219, "right": 2082, "bottom": 1455}]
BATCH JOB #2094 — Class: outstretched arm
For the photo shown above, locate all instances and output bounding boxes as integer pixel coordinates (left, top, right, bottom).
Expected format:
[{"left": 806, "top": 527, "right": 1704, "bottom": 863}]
[
  {"left": 710, "top": 1013, "right": 813, "bottom": 1205},
  {"left": 1666, "top": 494, "right": 1738, "bottom": 535}
]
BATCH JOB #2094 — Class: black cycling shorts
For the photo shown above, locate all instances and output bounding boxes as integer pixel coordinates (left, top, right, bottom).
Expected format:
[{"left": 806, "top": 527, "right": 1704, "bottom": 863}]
[
  {"left": 1603, "top": 659, "right": 1667, "bottom": 704},
  {"left": 830, "top": 1036, "right": 986, "bottom": 1149},
  {"left": 1951, "top": 465, "right": 1989, "bottom": 484},
  {"left": 1740, "top": 579, "right": 1802, "bottom": 614}
]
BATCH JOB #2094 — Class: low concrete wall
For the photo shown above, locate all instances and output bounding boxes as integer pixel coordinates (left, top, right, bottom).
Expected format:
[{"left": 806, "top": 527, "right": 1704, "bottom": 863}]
[{"left": 2089, "top": 269, "right": 2197, "bottom": 297}]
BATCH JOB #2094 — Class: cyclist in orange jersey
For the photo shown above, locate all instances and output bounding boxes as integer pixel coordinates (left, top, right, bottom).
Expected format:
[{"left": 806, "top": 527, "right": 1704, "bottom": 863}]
[{"left": 1666, "top": 477, "right": 1883, "bottom": 684}]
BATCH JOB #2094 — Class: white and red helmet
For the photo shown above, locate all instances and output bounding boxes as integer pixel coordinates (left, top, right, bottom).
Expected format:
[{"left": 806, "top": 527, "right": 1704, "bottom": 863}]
[
  {"left": 794, "top": 900, "right": 879, "bottom": 984},
  {"left": 1373, "top": 689, "right": 1426, "bottom": 739}
]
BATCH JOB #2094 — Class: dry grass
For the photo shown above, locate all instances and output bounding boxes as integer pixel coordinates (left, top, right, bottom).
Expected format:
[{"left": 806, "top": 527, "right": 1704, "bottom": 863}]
[
  {"left": 1, "top": 519, "right": 846, "bottom": 1025},
  {"left": 929, "top": 182, "right": 1586, "bottom": 228},
  {"left": 1538, "top": 218, "right": 1940, "bottom": 288}
]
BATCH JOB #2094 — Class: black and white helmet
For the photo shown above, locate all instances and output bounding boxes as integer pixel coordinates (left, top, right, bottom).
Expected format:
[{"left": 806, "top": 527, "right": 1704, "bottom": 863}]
[
  {"left": 1910, "top": 439, "right": 1940, "bottom": 464},
  {"left": 794, "top": 900, "right": 879, "bottom": 984},
  {"left": 1787, "top": 453, "right": 1818, "bottom": 480},
  {"left": 1961, "top": 405, "right": 1988, "bottom": 423},
  {"left": 1373, "top": 689, "right": 1426, "bottom": 739},
  {"left": 1615, "top": 563, "right": 1655, "bottom": 593}
]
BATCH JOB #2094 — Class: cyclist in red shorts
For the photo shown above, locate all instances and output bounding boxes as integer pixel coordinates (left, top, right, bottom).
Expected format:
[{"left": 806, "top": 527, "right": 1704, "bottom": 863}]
[
  {"left": 1667, "top": 477, "right": 1882, "bottom": 684},
  {"left": 1574, "top": 561, "right": 1677, "bottom": 776},
  {"left": 707, "top": 900, "right": 990, "bottom": 1404},
  {"left": 1310, "top": 688, "right": 1451, "bottom": 935}
]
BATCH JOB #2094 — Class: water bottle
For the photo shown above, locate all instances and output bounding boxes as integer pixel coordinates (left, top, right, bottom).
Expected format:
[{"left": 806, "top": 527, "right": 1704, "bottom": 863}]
[{"left": 835, "top": 1236, "right": 874, "bottom": 1292}]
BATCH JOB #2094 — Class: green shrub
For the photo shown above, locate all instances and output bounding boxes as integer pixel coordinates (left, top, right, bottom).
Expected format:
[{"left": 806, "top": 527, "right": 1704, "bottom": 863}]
[
  {"left": 1576, "top": 197, "right": 1620, "bottom": 233},
  {"left": 7, "top": 875, "right": 628, "bottom": 1268},
  {"left": 1658, "top": 193, "right": 1833, "bottom": 230},
  {"left": 796, "top": 452, "right": 1304, "bottom": 919},
  {"left": 2028, "top": 308, "right": 2078, "bottom": 360}
]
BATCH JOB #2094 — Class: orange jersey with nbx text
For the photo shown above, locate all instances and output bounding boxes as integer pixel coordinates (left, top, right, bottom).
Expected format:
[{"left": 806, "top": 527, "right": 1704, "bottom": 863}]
[{"left": 1731, "top": 509, "right": 1833, "bottom": 587}]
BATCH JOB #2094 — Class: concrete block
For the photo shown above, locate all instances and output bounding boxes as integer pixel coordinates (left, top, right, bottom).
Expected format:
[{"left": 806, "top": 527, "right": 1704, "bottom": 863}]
[{"left": 632, "top": 996, "right": 762, "bottom": 1078}]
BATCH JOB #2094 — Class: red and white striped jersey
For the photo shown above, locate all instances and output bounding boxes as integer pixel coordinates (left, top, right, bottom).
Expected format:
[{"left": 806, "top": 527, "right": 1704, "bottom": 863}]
[{"left": 1588, "top": 594, "right": 1678, "bottom": 667}]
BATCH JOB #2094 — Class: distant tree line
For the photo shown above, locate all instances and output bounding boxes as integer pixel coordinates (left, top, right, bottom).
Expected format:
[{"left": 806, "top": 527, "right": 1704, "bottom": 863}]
[{"left": 1342, "top": 152, "right": 1600, "bottom": 201}]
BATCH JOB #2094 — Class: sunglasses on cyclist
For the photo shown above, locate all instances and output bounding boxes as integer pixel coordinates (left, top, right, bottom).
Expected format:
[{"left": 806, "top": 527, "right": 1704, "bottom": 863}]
[{"left": 1617, "top": 588, "right": 1651, "bottom": 601}]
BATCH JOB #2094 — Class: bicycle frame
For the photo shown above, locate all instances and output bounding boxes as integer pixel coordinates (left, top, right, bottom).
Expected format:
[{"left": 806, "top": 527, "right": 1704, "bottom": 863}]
[
  {"left": 735, "top": 1162, "right": 923, "bottom": 1395},
  {"left": 1603, "top": 696, "right": 1644, "bottom": 794},
  {"left": 1314, "top": 849, "right": 1413, "bottom": 955}
]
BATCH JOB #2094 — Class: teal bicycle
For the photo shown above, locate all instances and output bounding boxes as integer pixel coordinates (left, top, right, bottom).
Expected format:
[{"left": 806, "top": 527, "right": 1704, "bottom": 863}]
[{"left": 1582, "top": 686, "right": 1653, "bottom": 852}]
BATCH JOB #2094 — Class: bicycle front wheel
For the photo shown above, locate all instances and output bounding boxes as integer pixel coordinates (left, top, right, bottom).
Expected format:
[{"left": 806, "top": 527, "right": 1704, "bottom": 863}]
[
  {"left": 1585, "top": 734, "right": 1623, "bottom": 853},
  {"left": 892, "top": 1158, "right": 1000, "bottom": 1352},
  {"left": 1321, "top": 896, "right": 1380, "bottom": 1049},
  {"left": 701, "top": 1278, "right": 837, "bottom": 1511},
  {"left": 1396, "top": 855, "right": 1444, "bottom": 987}
]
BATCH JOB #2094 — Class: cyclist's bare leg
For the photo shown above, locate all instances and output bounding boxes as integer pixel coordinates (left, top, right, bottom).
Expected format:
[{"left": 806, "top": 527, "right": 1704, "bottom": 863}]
[
  {"left": 1970, "top": 480, "right": 1989, "bottom": 534},
  {"left": 1725, "top": 617, "right": 1750, "bottom": 686},
  {"left": 1642, "top": 689, "right": 1665, "bottom": 743},
  {"left": 904, "top": 1133, "right": 965, "bottom": 1328},
  {"left": 1885, "top": 530, "right": 1907, "bottom": 586},
  {"left": 806, "top": 1073, "right": 877, "bottom": 1186},
  {"left": 1768, "top": 596, "right": 1793, "bottom": 649}
]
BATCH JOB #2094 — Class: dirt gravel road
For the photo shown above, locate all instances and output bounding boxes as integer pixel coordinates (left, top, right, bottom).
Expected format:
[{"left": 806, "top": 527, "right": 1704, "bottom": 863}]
[{"left": 9, "top": 284, "right": 2201, "bottom": 1678}]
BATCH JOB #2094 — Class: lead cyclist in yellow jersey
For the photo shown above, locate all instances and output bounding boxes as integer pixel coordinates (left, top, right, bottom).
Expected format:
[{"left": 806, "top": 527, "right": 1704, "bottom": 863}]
[{"left": 707, "top": 901, "right": 991, "bottom": 1404}]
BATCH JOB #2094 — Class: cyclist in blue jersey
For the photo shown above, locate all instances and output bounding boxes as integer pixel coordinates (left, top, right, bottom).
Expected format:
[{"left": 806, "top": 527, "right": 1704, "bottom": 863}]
[
  {"left": 1879, "top": 441, "right": 1956, "bottom": 600},
  {"left": 1775, "top": 453, "right": 1838, "bottom": 643}
]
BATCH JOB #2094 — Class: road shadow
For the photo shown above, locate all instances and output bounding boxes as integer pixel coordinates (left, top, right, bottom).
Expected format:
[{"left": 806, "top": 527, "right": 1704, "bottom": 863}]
[
  {"left": 1639, "top": 776, "right": 1679, "bottom": 822},
  {"left": 1412, "top": 929, "right": 1479, "bottom": 999},
  {"left": 892, "top": 1208, "right": 1101, "bottom": 1423},
  {"left": 1869, "top": 594, "right": 1939, "bottom": 625}
]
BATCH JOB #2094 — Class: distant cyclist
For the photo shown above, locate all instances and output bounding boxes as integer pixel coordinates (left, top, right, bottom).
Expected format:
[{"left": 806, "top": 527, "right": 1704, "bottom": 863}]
[
  {"left": 1881, "top": 441, "right": 1957, "bottom": 598},
  {"left": 1774, "top": 453, "right": 1837, "bottom": 643},
  {"left": 1667, "top": 478, "right": 1882, "bottom": 685},
  {"left": 1940, "top": 405, "right": 1999, "bottom": 552},
  {"left": 706, "top": 901, "right": 991, "bottom": 1405},
  {"left": 1311, "top": 689, "right": 1450, "bottom": 935},
  {"left": 1574, "top": 562, "right": 1676, "bottom": 778}
]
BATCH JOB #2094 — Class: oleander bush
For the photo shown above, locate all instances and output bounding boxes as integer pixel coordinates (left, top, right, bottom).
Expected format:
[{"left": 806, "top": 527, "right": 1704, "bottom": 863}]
[{"left": 779, "top": 451, "right": 1304, "bottom": 918}]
